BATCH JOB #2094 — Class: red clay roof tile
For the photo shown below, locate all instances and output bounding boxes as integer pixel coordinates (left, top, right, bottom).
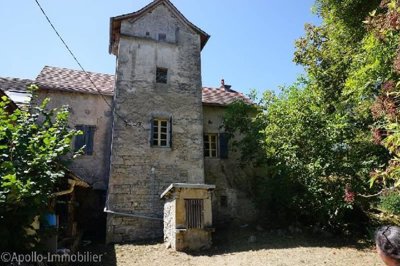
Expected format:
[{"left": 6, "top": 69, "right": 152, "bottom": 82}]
[
  {"left": 35, "top": 66, "right": 251, "bottom": 106},
  {"left": 36, "top": 66, "right": 114, "bottom": 96}
]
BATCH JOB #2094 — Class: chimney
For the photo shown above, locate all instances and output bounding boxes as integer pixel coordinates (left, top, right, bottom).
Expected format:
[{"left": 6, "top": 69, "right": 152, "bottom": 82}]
[{"left": 220, "top": 79, "right": 232, "bottom": 91}]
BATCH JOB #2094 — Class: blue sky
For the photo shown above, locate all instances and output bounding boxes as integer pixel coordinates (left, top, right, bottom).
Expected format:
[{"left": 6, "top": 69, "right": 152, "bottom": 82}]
[{"left": 0, "top": 1, "right": 320, "bottom": 95}]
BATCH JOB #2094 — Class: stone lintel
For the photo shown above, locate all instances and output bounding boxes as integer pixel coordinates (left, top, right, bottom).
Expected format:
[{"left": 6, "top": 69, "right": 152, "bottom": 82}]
[{"left": 160, "top": 183, "right": 216, "bottom": 199}]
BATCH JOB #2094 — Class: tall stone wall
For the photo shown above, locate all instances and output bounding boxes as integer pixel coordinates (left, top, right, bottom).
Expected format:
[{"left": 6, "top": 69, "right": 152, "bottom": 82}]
[{"left": 106, "top": 4, "right": 205, "bottom": 243}]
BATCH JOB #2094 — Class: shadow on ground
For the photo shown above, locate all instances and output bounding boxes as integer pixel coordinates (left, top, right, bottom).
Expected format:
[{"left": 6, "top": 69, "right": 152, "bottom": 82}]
[
  {"left": 82, "top": 224, "right": 375, "bottom": 264},
  {"left": 185, "top": 225, "right": 374, "bottom": 257}
]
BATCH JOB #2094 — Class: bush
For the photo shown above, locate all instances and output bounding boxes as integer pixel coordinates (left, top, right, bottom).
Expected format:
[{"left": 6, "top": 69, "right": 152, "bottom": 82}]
[
  {"left": 0, "top": 89, "right": 78, "bottom": 251},
  {"left": 379, "top": 191, "right": 400, "bottom": 215},
  {"left": 223, "top": 84, "right": 385, "bottom": 233}
]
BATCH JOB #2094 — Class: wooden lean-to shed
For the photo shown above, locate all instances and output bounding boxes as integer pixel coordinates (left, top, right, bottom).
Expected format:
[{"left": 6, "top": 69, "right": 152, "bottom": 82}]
[{"left": 161, "top": 183, "right": 216, "bottom": 251}]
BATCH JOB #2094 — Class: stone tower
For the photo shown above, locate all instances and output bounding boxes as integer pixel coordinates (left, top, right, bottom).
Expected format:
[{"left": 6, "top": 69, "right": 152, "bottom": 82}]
[{"left": 106, "top": 0, "right": 210, "bottom": 243}]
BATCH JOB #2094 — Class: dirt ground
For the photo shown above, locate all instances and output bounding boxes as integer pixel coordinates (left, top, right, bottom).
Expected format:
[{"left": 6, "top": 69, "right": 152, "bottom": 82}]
[{"left": 92, "top": 228, "right": 383, "bottom": 266}]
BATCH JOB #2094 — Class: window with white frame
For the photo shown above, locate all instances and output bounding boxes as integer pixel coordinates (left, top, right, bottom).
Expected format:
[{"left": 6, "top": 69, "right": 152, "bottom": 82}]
[
  {"left": 151, "top": 118, "right": 171, "bottom": 147},
  {"left": 204, "top": 134, "right": 218, "bottom": 157}
]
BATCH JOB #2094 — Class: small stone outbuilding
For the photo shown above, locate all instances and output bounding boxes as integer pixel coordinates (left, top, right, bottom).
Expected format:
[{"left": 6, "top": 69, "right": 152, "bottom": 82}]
[{"left": 161, "top": 183, "right": 215, "bottom": 251}]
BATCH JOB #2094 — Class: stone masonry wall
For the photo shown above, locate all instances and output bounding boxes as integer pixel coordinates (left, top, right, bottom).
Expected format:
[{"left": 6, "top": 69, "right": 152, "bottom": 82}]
[
  {"left": 163, "top": 199, "right": 175, "bottom": 248},
  {"left": 106, "top": 4, "right": 205, "bottom": 242},
  {"left": 35, "top": 90, "right": 113, "bottom": 190},
  {"left": 203, "top": 105, "right": 257, "bottom": 224}
]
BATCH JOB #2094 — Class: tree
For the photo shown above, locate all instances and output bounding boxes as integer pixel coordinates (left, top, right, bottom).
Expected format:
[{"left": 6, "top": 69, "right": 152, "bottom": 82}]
[
  {"left": 224, "top": 80, "right": 386, "bottom": 230},
  {"left": 223, "top": 0, "right": 396, "bottom": 231},
  {"left": 360, "top": 1, "right": 400, "bottom": 190},
  {"left": 0, "top": 87, "right": 78, "bottom": 250}
]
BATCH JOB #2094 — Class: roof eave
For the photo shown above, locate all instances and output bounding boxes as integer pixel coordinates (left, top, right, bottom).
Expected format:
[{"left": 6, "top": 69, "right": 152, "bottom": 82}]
[
  {"left": 108, "top": 17, "right": 114, "bottom": 54},
  {"left": 37, "top": 86, "right": 114, "bottom": 97},
  {"left": 202, "top": 102, "right": 228, "bottom": 107},
  {"left": 109, "top": 0, "right": 210, "bottom": 54},
  {"left": 0, "top": 89, "right": 19, "bottom": 112}
]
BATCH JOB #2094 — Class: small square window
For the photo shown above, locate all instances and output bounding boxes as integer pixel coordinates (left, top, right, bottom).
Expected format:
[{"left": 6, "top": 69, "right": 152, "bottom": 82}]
[
  {"left": 156, "top": 68, "right": 168, "bottom": 84},
  {"left": 158, "top": 33, "right": 166, "bottom": 42}
]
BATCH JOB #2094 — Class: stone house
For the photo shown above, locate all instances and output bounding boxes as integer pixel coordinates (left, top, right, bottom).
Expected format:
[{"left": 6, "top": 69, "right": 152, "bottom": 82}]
[{"left": 1, "top": 0, "right": 256, "bottom": 243}]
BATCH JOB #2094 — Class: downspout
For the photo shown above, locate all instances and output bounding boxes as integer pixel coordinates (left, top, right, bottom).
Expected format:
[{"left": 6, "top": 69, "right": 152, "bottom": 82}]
[
  {"left": 103, "top": 208, "right": 163, "bottom": 221},
  {"left": 53, "top": 179, "right": 76, "bottom": 197}
]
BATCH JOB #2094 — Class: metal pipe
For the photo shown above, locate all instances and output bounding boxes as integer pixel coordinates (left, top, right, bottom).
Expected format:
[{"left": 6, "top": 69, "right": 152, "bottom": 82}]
[
  {"left": 103, "top": 208, "right": 163, "bottom": 221},
  {"left": 53, "top": 179, "right": 76, "bottom": 197}
]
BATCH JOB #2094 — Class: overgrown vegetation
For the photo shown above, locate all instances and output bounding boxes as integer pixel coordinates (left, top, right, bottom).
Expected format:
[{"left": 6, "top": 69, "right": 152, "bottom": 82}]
[
  {"left": 379, "top": 190, "right": 400, "bottom": 215},
  {"left": 0, "top": 87, "right": 78, "bottom": 250},
  {"left": 224, "top": 0, "right": 400, "bottom": 232}
]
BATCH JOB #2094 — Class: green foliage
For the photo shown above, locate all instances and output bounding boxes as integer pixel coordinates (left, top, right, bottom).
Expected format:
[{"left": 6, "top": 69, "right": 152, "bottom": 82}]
[
  {"left": 224, "top": 80, "right": 386, "bottom": 230},
  {"left": 353, "top": 1, "right": 400, "bottom": 190},
  {"left": 224, "top": 0, "right": 394, "bottom": 231},
  {"left": 294, "top": 0, "right": 380, "bottom": 105},
  {"left": 223, "top": 0, "right": 400, "bottom": 234},
  {"left": 0, "top": 88, "right": 78, "bottom": 251},
  {"left": 315, "top": 0, "right": 381, "bottom": 35},
  {"left": 379, "top": 191, "right": 400, "bottom": 215}
]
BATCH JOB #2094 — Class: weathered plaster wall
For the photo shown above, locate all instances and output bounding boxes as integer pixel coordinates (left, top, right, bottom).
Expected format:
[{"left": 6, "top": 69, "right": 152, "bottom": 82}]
[
  {"left": 35, "top": 90, "right": 113, "bottom": 190},
  {"left": 107, "top": 4, "right": 205, "bottom": 243},
  {"left": 203, "top": 105, "right": 257, "bottom": 224}
]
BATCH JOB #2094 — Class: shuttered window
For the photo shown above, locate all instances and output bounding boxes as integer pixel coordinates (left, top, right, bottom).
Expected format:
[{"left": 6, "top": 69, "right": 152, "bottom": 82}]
[
  {"left": 185, "top": 199, "right": 204, "bottom": 229},
  {"left": 74, "top": 125, "right": 95, "bottom": 155},
  {"left": 204, "top": 133, "right": 229, "bottom": 159}
]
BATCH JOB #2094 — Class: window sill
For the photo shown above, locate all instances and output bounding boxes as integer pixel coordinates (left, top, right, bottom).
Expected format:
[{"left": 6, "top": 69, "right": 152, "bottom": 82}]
[
  {"left": 204, "top": 157, "right": 220, "bottom": 160},
  {"left": 151, "top": 146, "right": 172, "bottom": 151}
]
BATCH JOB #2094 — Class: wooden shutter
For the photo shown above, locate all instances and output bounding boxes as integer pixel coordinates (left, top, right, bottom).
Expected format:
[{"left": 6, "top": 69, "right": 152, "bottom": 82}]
[
  {"left": 74, "top": 125, "right": 85, "bottom": 152},
  {"left": 86, "top": 126, "right": 95, "bottom": 155},
  {"left": 150, "top": 117, "right": 154, "bottom": 147},
  {"left": 219, "top": 133, "right": 229, "bottom": 159},
  {"left": 169, "top": 116, "right": 172, "bottom": 148}
]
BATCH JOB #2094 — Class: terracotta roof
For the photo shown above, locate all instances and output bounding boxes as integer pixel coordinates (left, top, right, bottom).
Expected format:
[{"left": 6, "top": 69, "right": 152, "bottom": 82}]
[
  {"left": 0, "top": 77, "right": 33, "bottom": 92},
  {"left": 202, "top": 87, "right": 253, "bottom": 106},
  {"left": 0, "top": 77, "right": 33, "bottom": 107},
  {"left": 35, "top": 66, "right": 251, "bottom": 106},
  {"left": 109, "top": 0, "right": 210, "bottom": 54},
  {"left": 36, "top": 66, "right": 114, "bottom": 96}
]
